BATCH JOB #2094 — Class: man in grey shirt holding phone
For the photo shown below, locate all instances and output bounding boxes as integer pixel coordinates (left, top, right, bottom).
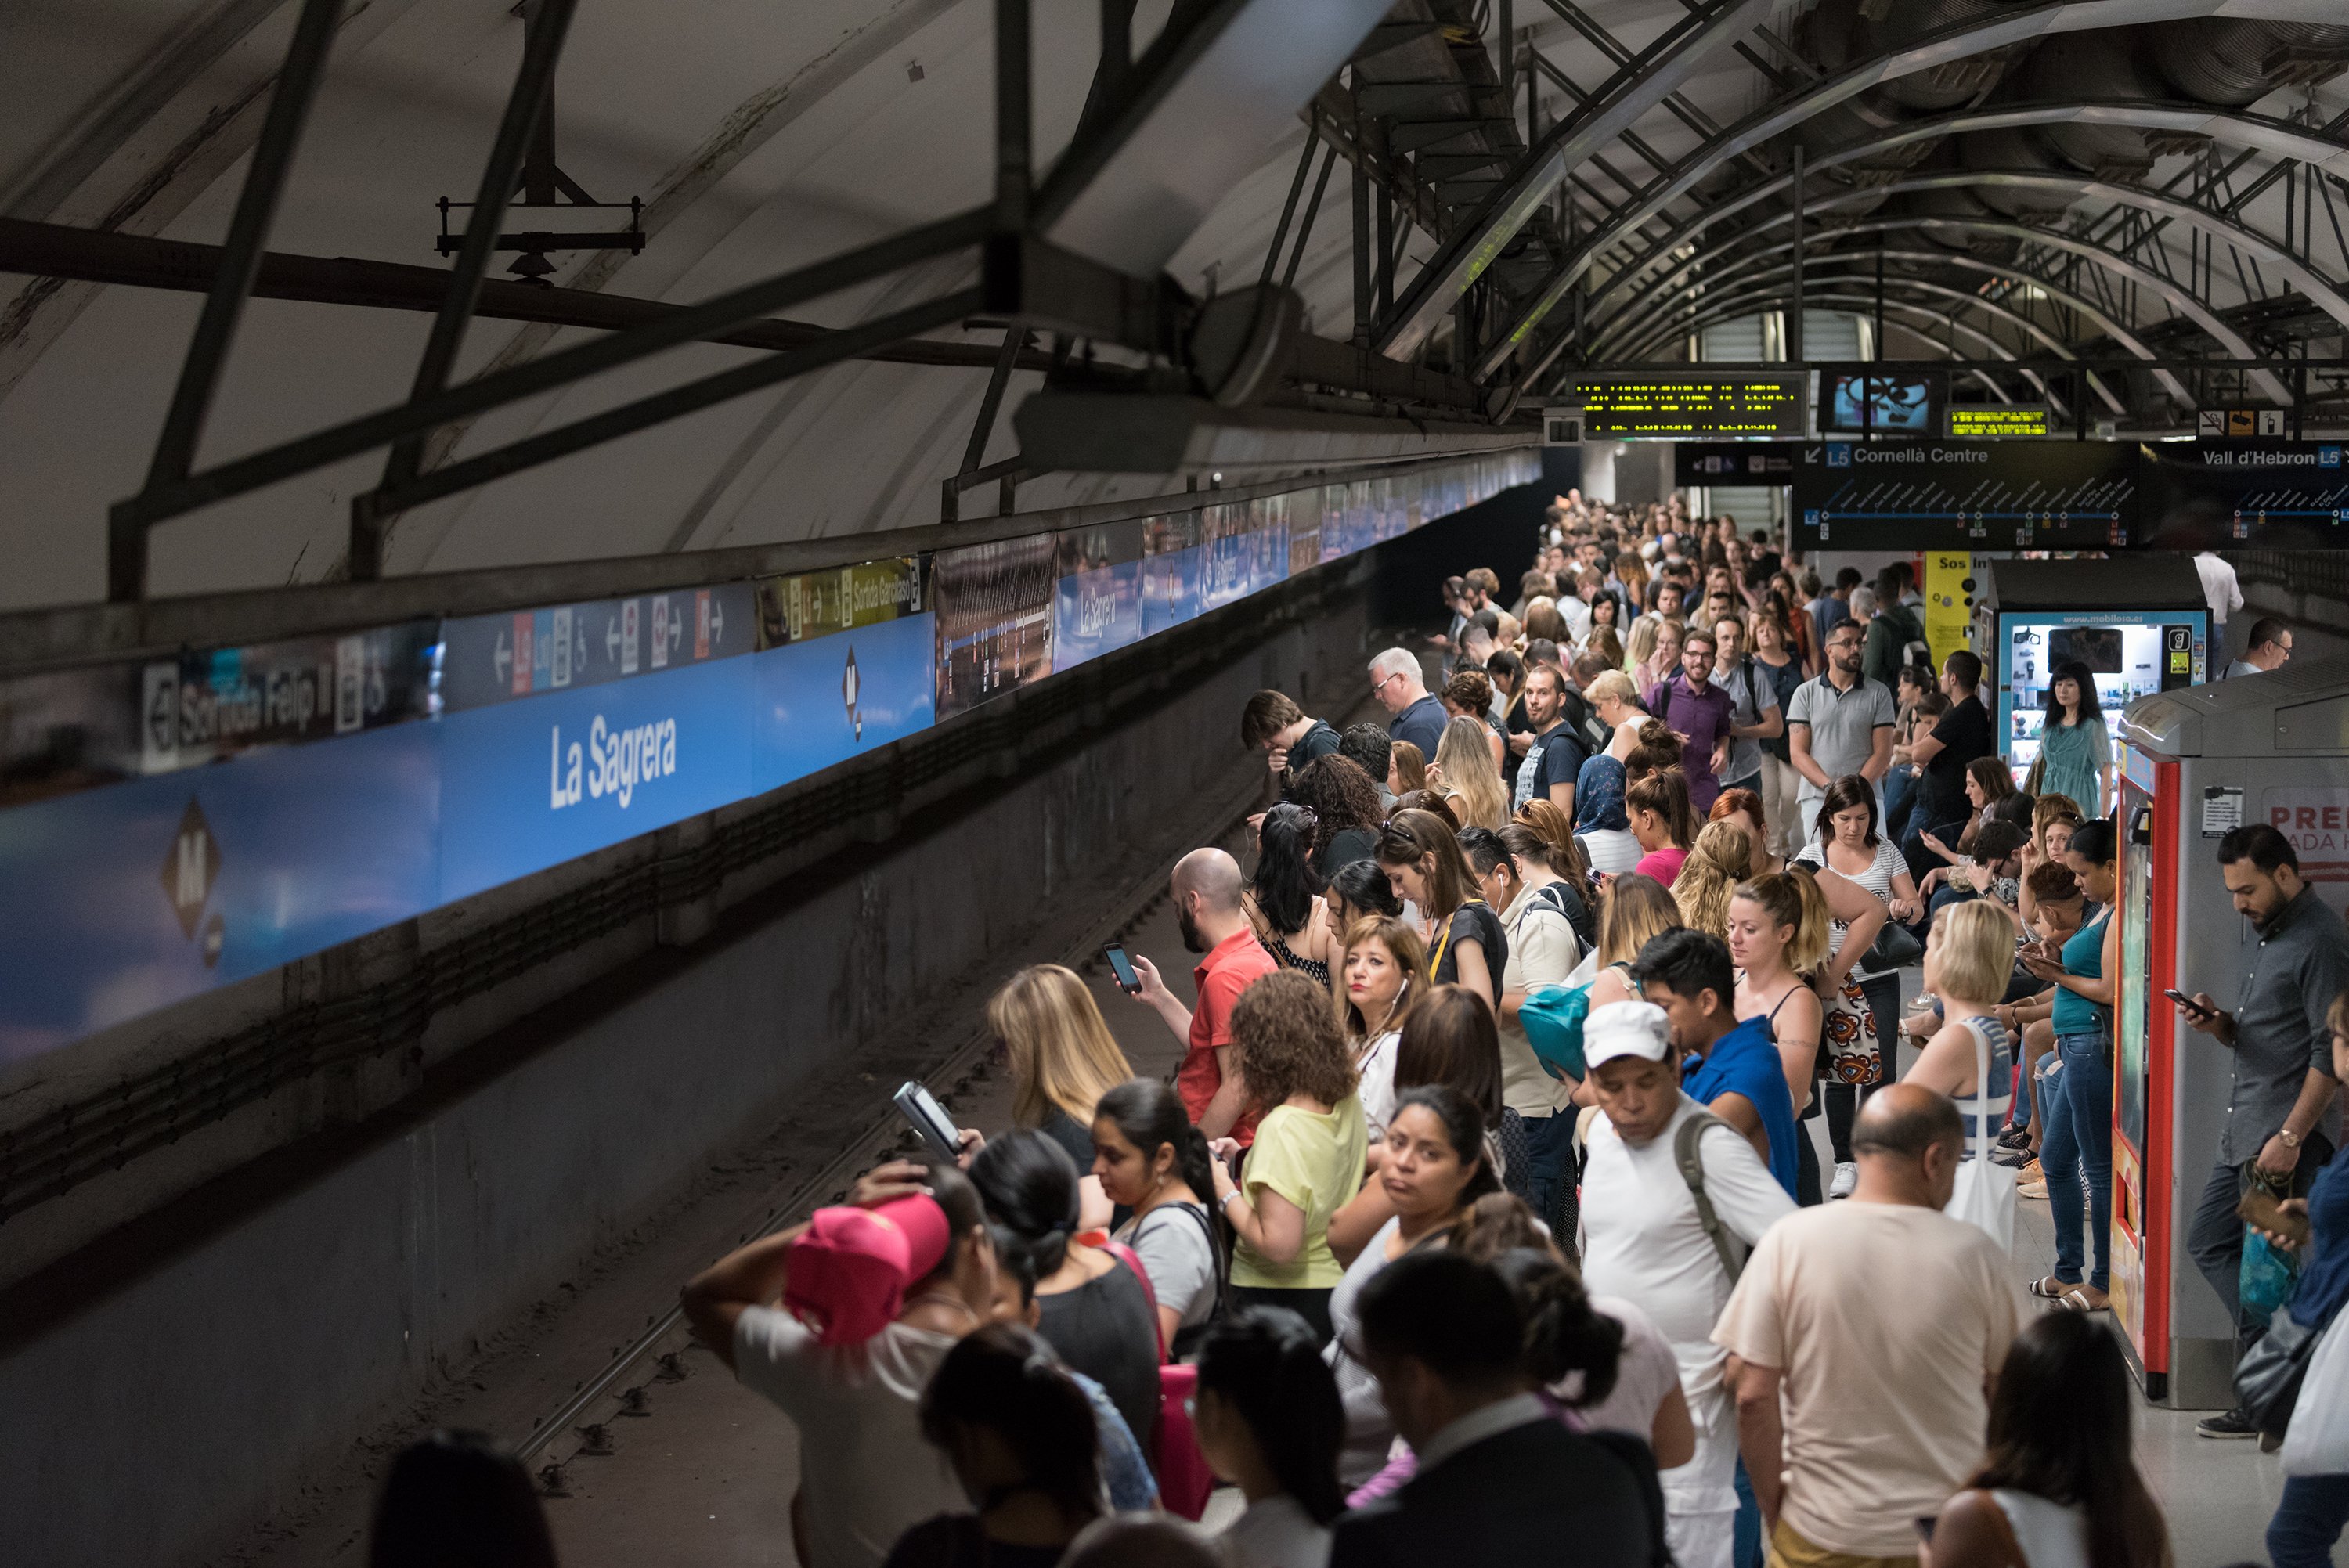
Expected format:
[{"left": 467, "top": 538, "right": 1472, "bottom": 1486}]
[{"left": 2179, "top": 826, "right": 2346, "bottom": 1436}]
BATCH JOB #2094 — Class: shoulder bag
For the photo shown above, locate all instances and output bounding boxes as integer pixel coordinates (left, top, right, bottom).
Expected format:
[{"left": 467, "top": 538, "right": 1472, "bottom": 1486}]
[
  {"left": 2238, "top": 1302, "right": 2319, "bottom": 1445},
  {"left": 1943, "top": 1018, "right": 2016, "bottom": 1250},
  {"left": 1673, "top": 1109, "right": 1752, "bottom": 1283},
  {"left": 1096, "top": 1234, "right": 1215, "bottom": 1519}
]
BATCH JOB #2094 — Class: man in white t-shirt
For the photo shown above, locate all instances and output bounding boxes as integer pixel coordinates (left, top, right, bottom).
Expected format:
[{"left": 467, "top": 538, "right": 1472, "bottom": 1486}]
[
  {"left": 2194, "top": 551, "right": 2243, "bottom": 635},
  {"left": 1578, "top": 1001, "right": 1798, "bottom": 1568},
  {"left": 1713, "top": 1086, "right": 2018, "bottom": 1568},
  {"left": 682, "top": 1162, "right": 996, "bottom": 1568}
]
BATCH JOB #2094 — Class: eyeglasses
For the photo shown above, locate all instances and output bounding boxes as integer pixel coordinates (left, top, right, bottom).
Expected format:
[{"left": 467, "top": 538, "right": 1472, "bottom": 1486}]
[{"left": 1372, "top": 672, "right": 1405, "bottom": 693}]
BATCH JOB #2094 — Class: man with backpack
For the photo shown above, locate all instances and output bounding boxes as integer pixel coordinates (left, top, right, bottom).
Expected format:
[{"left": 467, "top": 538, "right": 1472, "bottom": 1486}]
[
  {"left": 1863, "top": 564, "right": 1929, "bottom": 691},
  {"left": 1709, "top": 615, "right": 1783, "bottom": 808},
  {"left": 1579, "top": 1001, "right": 1798, "bottom": 1568}
]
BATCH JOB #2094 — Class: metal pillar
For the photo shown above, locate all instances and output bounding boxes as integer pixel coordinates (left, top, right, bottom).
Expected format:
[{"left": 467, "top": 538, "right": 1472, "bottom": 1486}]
[{"left": 1788, "top": 145, "right": 1803, "bottom": 371}]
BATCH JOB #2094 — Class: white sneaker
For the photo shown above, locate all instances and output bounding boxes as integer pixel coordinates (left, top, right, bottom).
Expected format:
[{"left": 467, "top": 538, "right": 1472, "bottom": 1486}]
[{"left": 1828, "top": 1162, "right": 1858, "bottom": 1199}]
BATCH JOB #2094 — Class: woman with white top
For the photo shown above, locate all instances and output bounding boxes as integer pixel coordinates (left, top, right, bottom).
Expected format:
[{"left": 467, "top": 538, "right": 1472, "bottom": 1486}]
[
  {"left": 1092, "top": 1078, "right": 1221, "bottom": 1357},
  {"left": 1333, "top": 916, "right": 1423, "bottom": 1145},
  {"left": 1790, "top": 774, "right": 1908, "bottom": 1199},
  {"left": 1924, "top": 1314, "right": 2167, "bottom": 1568},
  {"left": 1324, "top": 1085, "right": 1497, "bottom": 1483},
  {"left": 1195, "top": 1307, "right": 1346, "bottom": 1568}
]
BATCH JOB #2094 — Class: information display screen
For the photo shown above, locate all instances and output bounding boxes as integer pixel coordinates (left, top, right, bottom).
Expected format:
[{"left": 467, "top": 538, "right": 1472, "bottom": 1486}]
[
  {"left": 1573, "top": 376, "right": 1804, "bottom": 439},
  {"left": 2137, "top": 440, "right": 2349, "bottom": 549},
  {"left": 1793, "top": 438, "right": 2134, "bottom": 550},
  {"left": 1673, "top": 441, "right": 1804, "bottom": 485},
  {"left": 1997, "top": 611, "right": 2205, "bottom": 787},
  {"left": 1948, "top": 406, "right": 2051, "bottom": 438},
  {"left": 1819, "top": 368, "right": 1945, "bottom": 435}
]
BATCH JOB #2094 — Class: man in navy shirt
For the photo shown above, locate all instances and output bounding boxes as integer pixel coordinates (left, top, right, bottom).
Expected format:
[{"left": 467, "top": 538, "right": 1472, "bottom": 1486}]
[{"left": 1371, "top": 647, "right": 1449, "bottom": 759}]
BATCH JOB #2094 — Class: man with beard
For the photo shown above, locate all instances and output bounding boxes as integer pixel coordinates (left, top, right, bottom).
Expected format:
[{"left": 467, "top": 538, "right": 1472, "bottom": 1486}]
[
  {"left": 2179, "top": 824, "right": 2348, "bottom": 1437},
  {"left": 1127, "top": 846, "right": 1276, "bottom": 1143},
  {"left": 1785, "top": 620, "right": 1895, "bottom": 845}
]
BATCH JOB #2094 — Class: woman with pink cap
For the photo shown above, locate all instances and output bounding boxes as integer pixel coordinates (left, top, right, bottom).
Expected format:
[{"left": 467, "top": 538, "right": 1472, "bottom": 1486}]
[{"left": 682, "top": 1161, "right": 995, "bottom": 1568}]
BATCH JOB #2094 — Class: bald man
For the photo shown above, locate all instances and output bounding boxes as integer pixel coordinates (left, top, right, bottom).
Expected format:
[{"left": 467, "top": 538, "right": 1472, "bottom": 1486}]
[
  {"left": 1716, "top": 1084, "right": 2017, "bottom": 1568},
  {"left": 1128, "top": 847, "right": 1275, "bottom": 1142}
]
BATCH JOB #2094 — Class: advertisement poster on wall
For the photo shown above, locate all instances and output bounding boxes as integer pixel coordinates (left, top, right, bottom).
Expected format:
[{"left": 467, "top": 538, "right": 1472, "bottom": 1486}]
[
  {"left": 1140, "top": 510, "right": 1202, "bottom": 637},
  {"left": 933, "top": 534, "right": 1055, "bottom": 719},
  {"left": 1049, "top": 519, "right": 1146, "bottom": 672}
]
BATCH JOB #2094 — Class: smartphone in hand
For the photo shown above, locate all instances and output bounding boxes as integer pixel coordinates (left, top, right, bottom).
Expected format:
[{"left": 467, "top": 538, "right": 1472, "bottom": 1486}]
[
  {"left": 893, "top": 1080, "right": 963, "bottom": 1162},
  {"left": 2163, "top": 988, "right": 2211, "bottom": 1018},
  {"left": 1105, "top": 944, "right": 1142, "bottom": 993}
]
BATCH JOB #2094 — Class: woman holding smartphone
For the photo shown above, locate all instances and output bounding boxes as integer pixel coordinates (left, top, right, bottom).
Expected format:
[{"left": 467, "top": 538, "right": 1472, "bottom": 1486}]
[{"left": 2019, "top": 819, "right": 2119, "bottom": 1313}]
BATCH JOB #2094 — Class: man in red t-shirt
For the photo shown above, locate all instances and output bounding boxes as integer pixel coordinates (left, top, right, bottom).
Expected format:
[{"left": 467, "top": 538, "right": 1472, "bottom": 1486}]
[{"left": 1128, "top": 847, "right": 1276, "bottom": 1143}]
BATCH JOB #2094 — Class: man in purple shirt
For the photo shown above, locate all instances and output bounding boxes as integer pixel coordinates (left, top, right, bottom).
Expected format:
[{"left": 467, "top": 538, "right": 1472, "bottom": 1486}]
[{"left": 1646, "top": 625, "right": 1734, "bottom": 813}]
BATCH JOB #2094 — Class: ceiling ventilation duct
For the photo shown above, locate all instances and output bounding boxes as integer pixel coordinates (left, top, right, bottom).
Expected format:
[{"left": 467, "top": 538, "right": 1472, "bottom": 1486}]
[
  {"left": 2149, "top": 20, "right": 2349, "bottom": 107},
  {"left": 2008, "top": 35, "right": 2165, "bottom": 182},
  {"left": 1961, "top": 122, "right": 2082, "bottom": 222},
  {"left": 1862, "top": 0, "right": 2036, "bottom": 110}
]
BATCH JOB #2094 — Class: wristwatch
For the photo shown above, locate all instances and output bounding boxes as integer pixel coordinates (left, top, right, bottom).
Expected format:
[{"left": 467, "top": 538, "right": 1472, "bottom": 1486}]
[{"left": 2279, "top": 1128, "right": 2303, "bottom": 1150}]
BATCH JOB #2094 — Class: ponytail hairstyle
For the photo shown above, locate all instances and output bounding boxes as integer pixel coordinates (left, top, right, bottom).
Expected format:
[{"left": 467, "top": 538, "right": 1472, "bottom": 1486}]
[
  {"left": 1626, "top": 770, "right": 1696, "bottom": 849},
  {"left": 1510, "top": 802, "right": 1597, "bottom": 912},
  {"left": 1093, "top": 1078, "right": 1214, "bottom": 1206},
  {"left": 1387, "top": 1083, "right": 1501, "bottom": 1203},
  {"left": 968, "top": 1130, "right": 1081, "bottom": 1284},
  {"left": 1735, "top": 871, "right": 1831, "bottom": 976},
  {"left": 920, "top": 1323, "right": 1104, "bottom": 1530},
  {"left": 1195, "top": 1307, "right": 1348, "bottom": 1524},
  {"left": 1624, "top": 719, "right": 1682, "bottom": 782},
  {"left": 1672, "top": 820, "right": 1750, "bottom": 938},
  {"left": 1488, "top": 1248, "right": 1626, "bottom": 1406}
]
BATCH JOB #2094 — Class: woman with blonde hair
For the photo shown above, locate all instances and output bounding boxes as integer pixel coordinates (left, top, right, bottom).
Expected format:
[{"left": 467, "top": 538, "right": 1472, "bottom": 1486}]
[
  {"left": 1622, "top": 615, "right": 1661, "bottom": 683},
  {"left": 1333, "top": 915, "right": 1425, "bottom": 1142},
  {"left": 1672, "top": 819, "right": 1752, "bottom": 939},
  {"left": 1428, "top": 715, "right": 1510, "bottom": 831},
  {"left": 1584, "top": 873, "right": 1683, "bottom": 1012},
  {"left": 1439, "top": 671, "right": 1508, "bottom": 774},
  {"left": 1582, "top": 669, "right": 1647, "bottom": 762},
  {"left": 974, "top": 964, "right": 1138, "bottom": 1229}
]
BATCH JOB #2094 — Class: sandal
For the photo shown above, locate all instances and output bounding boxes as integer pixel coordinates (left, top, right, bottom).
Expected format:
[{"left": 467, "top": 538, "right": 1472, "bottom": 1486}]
[
  {"left": 2059, "top": 1285, "right": 2110, "bottom": 1313},
  {"left": 2029, "top": 1276, "right": 2070, "bottom": 1300}
]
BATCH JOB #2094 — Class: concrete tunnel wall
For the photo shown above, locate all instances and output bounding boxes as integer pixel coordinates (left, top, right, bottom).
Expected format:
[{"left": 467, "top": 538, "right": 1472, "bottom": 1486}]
[{"left": 0, "top": 586, "right": 1381, "bottom": 1568}]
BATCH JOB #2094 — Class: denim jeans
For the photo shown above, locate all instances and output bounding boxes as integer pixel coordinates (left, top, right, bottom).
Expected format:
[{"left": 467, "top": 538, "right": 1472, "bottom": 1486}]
[
  {"left": 1522, "top": 1109, "right": 1579, "bottom": 1256},
  {"left": 1884, "top": 765, "right": 1918, "bottom": 842},
  {"left": 1903, "top": 816, "right": 1971, "bottom": 885},
  {"left": 2269, "top": 1475, "right": 2349, "bottom": 1568},
  {"left": 2040, "top": 1032, "right": 2113, "bottom": 1292}
]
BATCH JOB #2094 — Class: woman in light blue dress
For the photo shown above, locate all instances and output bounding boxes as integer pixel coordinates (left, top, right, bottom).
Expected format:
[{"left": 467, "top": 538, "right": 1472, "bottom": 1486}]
[{"left": 2037, "top": 661, "right": 2111, "bottom": 816}]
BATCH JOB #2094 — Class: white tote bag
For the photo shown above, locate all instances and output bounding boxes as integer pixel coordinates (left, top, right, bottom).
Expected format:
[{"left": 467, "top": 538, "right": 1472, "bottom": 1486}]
[
  {"left": 1944, "top": 1018, "right": 2016, "bottom": 1251},
  {"left": 2282, "top": 1308, "right": 2349, "bottom": 1476}
]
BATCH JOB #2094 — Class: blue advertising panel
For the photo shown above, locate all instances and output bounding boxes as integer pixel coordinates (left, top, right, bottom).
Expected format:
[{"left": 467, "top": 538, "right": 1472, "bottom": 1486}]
[
  {"left": 0, "top": 720, "right": 440, "bottom": 1061},
  {"left": 1049, "top": 520, "right": 1146, "bottom": 672},
  {"left": 1140, "top": 509, "right": 1202, "bottom": 638},
  {"left": 437, "top": 654, "right": 757, "bottom": 903},
  {"left": 1247, "top": 496, "right": 1290, "bottom": 595},
  {"left": 755, "top": 611, "right": 936, "bottom": 788}
]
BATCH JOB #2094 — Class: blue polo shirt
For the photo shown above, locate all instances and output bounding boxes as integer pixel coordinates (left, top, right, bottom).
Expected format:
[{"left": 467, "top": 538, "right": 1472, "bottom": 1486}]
[{"left": 1684, "top": 1014, "right": 1800, "bottom": 1197}]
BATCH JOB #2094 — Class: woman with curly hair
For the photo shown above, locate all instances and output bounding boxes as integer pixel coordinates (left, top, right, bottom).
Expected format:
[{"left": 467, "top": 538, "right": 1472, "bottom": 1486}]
[
  {"left": 1440, "top": 669, "right": 1508, "bottom": 774},
  {"left": 1205, "top": 971, "right": 1368, "bottom": 1344},
  {"left": 1288, "top": 755, "right": 1384, "bottom": 879}
]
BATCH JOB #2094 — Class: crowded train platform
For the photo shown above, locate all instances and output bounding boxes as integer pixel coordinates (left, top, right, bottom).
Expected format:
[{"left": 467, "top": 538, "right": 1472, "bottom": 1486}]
[{"left": 8, "top": 3, "right": 2349, "bottom": 1568}]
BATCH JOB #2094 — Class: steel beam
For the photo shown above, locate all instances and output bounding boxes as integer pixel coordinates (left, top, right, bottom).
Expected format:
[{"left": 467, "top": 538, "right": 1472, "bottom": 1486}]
[
  {"left": 110, "top": 206, "right": 994, "bottom": 534},
  {"left": 359, "top": 0, "right": 578, "bottom": 580},
  {"left": 118, "top": 0, "right": 345, "bottom": 600},
  {"left": 0, "top": 217, "right": 1044, "bottom": 371},
  {"left": 1374, "top": 0, "right": 1776, "bottom": 362},
  {"left": 352, "top": 290, "right": 985, "bottom": 519},
  {"left": 1478, "top": 0, "right": 2349, "bottom": 383}
]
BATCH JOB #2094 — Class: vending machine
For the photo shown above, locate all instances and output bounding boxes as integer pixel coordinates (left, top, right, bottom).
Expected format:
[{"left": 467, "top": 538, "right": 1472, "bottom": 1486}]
[
  {"left": 1976, "top": 557, "right": 2209, "bottom": 795},
  {"left": 2113, "top": 658, "right": 2349, "bottom": 1406}
]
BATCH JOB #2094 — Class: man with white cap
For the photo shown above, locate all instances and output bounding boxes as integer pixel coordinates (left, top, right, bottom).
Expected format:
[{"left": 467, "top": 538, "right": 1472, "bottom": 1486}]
[{"left": 1578, "top": 1000, "right": 1798, "bottom": 1568}]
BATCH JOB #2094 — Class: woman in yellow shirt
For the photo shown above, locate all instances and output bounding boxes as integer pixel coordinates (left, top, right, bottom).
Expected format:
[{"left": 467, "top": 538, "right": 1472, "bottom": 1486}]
[{"left": 1208, "top": 970, "right": 1369, "bottom": 1347}]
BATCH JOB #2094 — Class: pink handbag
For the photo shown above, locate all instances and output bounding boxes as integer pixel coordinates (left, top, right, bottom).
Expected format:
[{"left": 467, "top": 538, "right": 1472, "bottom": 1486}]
[{"left": 1095, "top": 1235, "right": 1217, "bottom": 1519}]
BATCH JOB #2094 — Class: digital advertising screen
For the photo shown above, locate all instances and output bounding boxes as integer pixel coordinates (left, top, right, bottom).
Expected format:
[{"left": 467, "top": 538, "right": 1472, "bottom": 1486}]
[
  {"left": 1572, "top": 375, "right": 1805, "bottom": 439},
  {"left": 2136, "top": 440, "right": 2349, "bottom": 549},
  {"left": 1793, "top": 438, "right": 2134, "bottom": 550},
  {"left": 1819, "top": 367, "right": 1946, "bottom": 435},
  {"left": 1997, "top": 611, "right": 2205, "bottom": 785}
]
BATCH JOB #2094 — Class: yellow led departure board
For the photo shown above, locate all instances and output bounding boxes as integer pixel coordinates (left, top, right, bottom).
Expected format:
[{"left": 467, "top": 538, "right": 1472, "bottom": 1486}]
[
  {"left": 1573, "top": 376, "right": 1805, "bottom": 439},
  {"left": 1948, "top": 406, "right": 2051, "bottom": 438}
]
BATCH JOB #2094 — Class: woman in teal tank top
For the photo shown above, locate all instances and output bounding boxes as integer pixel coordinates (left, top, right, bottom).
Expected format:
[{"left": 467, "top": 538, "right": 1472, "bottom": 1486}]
[
  {"left": 2036, "top": 663, "right": 2113, "bottom": 816},
  {"left": 2020, "top": 820, "right": 2121, "bottom": 1310}
]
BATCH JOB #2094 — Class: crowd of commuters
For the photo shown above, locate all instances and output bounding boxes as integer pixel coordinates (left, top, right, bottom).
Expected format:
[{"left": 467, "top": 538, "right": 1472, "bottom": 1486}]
[{"left": 356, "top": 499, "right": 2346, "bottom": 1568}]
